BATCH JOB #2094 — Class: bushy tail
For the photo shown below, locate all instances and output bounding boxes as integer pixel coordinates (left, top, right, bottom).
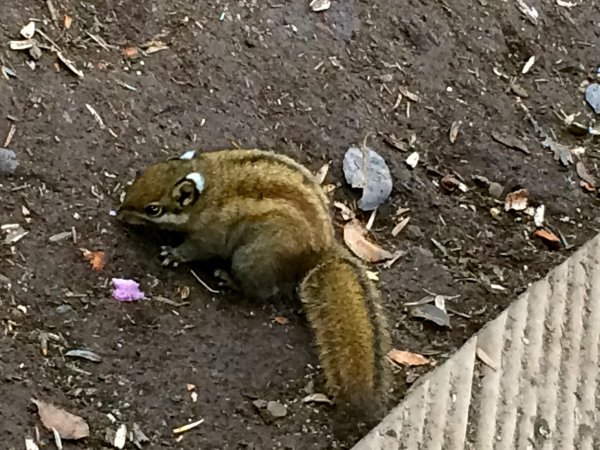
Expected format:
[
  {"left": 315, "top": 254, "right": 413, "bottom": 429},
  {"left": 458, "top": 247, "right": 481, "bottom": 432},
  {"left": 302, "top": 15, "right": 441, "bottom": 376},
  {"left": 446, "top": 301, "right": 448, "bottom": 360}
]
[{"left": 299, "top": 243, "right": 392, "bottom": 421}]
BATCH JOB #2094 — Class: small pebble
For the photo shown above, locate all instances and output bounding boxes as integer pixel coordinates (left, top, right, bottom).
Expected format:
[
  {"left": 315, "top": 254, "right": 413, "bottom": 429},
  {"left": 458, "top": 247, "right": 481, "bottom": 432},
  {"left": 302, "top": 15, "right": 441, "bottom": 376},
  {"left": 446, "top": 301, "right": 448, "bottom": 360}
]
[
  {"left": 0, "top": 148, "right": 18, "bottom": 175},
  {"left": 266, "top": 401, "right": 287, "bottom": 418},
  {"left": 488, "top": 182, "right": 504, "bottom": 198}
]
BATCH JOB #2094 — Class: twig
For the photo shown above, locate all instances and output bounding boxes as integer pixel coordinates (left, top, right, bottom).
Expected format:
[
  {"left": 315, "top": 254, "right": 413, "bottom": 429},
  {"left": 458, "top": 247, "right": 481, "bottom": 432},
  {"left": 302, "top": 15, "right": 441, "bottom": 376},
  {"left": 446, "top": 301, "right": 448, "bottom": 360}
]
[
  {"left": 4, "top": 124, "right": 16, "bottom": 147},
  {"left": 46, "top": 0, "right": 59, "bottom": 26},
  {"left": 190, "top": 269, "right": 219, "bottom": 294}
]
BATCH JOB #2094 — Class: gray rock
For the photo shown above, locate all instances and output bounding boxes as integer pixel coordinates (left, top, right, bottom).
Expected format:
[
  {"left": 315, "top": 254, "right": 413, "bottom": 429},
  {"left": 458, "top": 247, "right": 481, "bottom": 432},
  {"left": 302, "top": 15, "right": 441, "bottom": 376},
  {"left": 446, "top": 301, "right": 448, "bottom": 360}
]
[
  {"left": 585, "top": 83, "right": 600, "bottom": 114},
  {"left": 0, "top": 148, "right": 18, "bottom": 175},
  {"left": 343, "top": 146, "right": 393, "bottom": 211}
]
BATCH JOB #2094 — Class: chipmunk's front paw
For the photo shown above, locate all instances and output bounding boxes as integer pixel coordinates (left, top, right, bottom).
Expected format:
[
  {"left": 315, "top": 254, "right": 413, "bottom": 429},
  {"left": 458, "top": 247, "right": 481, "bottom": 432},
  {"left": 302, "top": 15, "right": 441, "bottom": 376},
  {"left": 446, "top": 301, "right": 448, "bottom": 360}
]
[{"left": 159, "top": 246, "right": 182, "bottom": 268}]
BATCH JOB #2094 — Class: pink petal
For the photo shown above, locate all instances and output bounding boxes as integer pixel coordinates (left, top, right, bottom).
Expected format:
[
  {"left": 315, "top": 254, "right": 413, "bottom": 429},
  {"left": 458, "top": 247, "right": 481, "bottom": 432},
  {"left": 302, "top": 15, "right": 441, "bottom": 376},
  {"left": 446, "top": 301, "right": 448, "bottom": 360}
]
[{"left": 111, "top": 278, "right": 145, "bottom": 302}]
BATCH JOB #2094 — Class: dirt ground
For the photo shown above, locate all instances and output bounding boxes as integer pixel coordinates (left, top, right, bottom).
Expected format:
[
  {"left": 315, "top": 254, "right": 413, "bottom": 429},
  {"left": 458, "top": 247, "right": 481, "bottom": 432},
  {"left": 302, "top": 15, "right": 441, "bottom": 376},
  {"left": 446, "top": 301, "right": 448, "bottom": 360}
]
[{"left": 1, "top": 0, "right": 599, "bottom": 448}]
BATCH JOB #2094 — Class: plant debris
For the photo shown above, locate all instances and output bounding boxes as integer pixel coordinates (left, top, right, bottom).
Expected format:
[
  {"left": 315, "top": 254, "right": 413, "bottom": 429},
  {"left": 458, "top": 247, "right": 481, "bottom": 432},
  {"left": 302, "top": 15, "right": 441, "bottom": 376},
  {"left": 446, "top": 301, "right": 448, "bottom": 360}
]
[
  {"left": 31, "top": 398, "right": 90, "bottom": 440},
  {"left": 65, "top": 349, "right": 102, "bottom": 362},
  {"left": 491, "top": 131, "right": 530, "bottom": 154},
  {"left": 504, "top": 189, "right": 528, "bottom": 212},
  {"left": 410, "top": 303, "right": 451, "bottom": 328},
  {"left": 534, "top": 228, "right": 560, "bottom": 249},
  {"left": 302, "top": 393, "right": 332, "bottom": 405},
  {"left": 342, "top": 144, "right": 393, "bottom": 211},
  {"left": 81, "top": 248, "right": 106, "bottom": 271},
  {"left": 172, "top": 418, "right": 204, "bottom": 435},
  {"left": 449, "top": 121, "right": 461, "bottom": 144},
  {"left": 343, "top": 219, "right": 394, "bottom": 262},
  {"left": 387, "top": 349, "right": 430, "bottom": 367}
]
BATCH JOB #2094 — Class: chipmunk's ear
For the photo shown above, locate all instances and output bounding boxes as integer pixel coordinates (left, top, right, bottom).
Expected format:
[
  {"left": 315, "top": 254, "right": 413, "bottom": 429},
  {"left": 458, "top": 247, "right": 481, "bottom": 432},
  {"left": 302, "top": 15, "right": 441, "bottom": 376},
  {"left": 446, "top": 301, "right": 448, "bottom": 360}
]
[{"left": 172, "top": 172, "right": 204, "bottom": 207}]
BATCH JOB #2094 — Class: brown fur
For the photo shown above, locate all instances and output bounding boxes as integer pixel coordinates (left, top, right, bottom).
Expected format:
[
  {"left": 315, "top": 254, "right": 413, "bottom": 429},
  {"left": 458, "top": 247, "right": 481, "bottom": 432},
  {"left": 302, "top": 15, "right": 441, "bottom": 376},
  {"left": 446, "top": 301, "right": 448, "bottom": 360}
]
[
  {"left": 117, "top": 148, "right": 392, "bottom": 421},
  {"left": 300, "top": 243, "right": 392, "bottom": 420}
]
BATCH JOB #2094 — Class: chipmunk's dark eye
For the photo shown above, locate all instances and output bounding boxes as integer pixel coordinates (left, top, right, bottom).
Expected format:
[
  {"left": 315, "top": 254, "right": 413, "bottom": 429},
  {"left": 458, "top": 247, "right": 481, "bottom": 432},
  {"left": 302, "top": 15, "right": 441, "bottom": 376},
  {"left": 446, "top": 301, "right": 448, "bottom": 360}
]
[{"left": 144, "top": 204, "right": 163, "bottom": 217}]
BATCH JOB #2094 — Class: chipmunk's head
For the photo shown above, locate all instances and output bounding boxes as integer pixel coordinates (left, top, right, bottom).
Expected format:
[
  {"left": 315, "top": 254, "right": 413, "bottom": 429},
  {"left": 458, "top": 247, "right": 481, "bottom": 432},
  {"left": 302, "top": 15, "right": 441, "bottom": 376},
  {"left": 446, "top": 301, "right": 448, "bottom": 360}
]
[{"left": 116, "top": 150, "right": 205, "bottom": 229}]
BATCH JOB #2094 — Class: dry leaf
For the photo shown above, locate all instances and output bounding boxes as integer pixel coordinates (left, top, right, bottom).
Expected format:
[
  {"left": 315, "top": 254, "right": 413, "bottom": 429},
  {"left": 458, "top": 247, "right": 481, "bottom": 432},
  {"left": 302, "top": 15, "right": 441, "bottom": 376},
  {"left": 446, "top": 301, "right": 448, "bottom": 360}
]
[
  {"left": 333, "top": 201, "right": 355, "bottom": 221},
  {"left": 80, "top": 248, "right": 106, "bottom": 271},
  {"left": 398, "top": 87, "right": 420, "bottom": 102},
  {"left": 476, "top": 347, "right": 497, "bottom": 371},
  {"left": 31, "top": 398, "right": 90, "bottom": 440},
  {"left": 273, "top": 316, "right": 289, "bottom": 325},
  {"left": 391, "top": 216, "right": 410, "bottom": 237},
  {"left": 142, "top": 40, "right": 169, "bottom": 54},
  {"left": 449, "top": 121, "right": 461, "bottom": 144},
  {"left": 64, "top": 15, "right": 72, "bottom": 29},
  {"left": 534, "top": 228, "right": 560, "bottom": 249},
  {"left": 178, "top": 286, "right": 190, "bottom": 300},
  {"left": 387, "top": 349, "right": 430, "bottom": 367},
  {"left": 302, "top": 393, "right": 332, "bottom": 404},
  {"left": 504, "top": 189, "right": 528, "bottom": 212},
  {"left": 186, "top": 383, "right": 196, "bottom": 391},
  {"left": 343, "top": 219, "right": 393, "bottom": 262},
  {"left": 314, "top": 162, "right": 330, "bottom": 184}
]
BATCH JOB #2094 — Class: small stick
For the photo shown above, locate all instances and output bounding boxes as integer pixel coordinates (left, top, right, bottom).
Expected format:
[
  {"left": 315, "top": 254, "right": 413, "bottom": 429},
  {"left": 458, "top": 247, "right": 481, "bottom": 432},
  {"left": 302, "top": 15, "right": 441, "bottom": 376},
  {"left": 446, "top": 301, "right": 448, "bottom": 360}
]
[
  {"left": 4, "top": 124, "right": 16, "bottom": 147},
  {"left": 172, "top": 418, "right": 204, "bottom": 434},
  {"left": 190, "top": 269, "right": 219, "bottom": 294}
]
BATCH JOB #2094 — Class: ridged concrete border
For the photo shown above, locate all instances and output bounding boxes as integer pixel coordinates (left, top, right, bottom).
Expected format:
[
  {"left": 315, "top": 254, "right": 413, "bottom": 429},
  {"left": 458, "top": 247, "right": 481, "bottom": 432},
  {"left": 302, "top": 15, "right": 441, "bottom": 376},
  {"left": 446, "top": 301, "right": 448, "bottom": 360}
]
[{"left": 353, "top": 233, "right": 600, "bottom": 450}]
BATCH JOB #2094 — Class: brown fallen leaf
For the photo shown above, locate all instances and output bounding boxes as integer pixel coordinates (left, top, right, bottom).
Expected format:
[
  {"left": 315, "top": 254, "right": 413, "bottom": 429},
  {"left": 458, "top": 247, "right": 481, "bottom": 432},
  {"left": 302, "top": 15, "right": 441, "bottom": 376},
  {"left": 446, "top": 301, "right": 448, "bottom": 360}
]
[
  {"left": 343, "top": 219, "right": 393, "bottom": 263},
  {"left": 31, "top": 398, "right": 90, "bottom": 440},
  {"left": 534, "top": 228, "right": 560, "bottom": 249},
  {"left": 387, "top": 349, "right": 430, "bottom": 367},
  {"left": 504, "top": 189, "right": 528, "bottom": 212},
  {"left": 80, "top": 248, "right": 106, "bottom": 271},
  {"left": 273, "top": 316, "right": 289, "bottom": 325}
]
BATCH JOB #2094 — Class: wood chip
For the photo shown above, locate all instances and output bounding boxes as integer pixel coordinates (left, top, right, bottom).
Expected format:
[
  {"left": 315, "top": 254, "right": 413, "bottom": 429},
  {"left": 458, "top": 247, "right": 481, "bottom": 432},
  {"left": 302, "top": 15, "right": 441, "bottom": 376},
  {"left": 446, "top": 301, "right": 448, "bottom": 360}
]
[
  {"left": 387, "top": 349, "right": 430, "bottom": 367},
  {"left": 172, "top": 418, "right": 205, "bottom": 434},
  {"left": 504, "top": 189, "right": 528, "bottom": 212},
  {"left": 343, "top": 219, "right": 393, "bottom": 262},
  {"left": 534, "top": 228, "right": 560, "bottom": 249}
]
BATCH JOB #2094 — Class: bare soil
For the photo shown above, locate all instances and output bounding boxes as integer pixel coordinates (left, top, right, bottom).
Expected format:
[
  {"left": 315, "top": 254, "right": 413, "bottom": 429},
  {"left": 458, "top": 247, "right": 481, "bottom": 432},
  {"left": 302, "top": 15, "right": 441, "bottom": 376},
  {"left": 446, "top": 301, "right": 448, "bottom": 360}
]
[{"left": 1, "top": 0, "right": 599, "bottom": 448}]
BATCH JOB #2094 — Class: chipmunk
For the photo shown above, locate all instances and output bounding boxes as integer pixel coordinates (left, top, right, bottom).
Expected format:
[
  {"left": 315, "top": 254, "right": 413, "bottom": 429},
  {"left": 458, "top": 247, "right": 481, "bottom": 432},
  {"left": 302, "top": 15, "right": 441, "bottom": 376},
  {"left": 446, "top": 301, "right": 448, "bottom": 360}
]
[{"left": 116, "top": 148, "right": 392, "bottom": 420}]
